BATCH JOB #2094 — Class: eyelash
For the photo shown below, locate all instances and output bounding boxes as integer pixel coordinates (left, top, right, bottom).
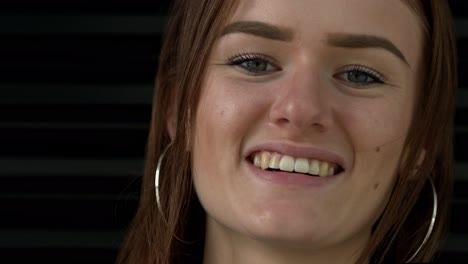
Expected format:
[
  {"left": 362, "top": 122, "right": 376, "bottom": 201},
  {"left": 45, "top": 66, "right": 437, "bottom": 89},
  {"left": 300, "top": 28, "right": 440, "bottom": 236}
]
[
  {"left": 336, "top": 65, "right": 387, "bottom": 87},
  {"left": 227, "top": 52, "right": 280, "bottom": 74},
  {"left": 346, "top": 65, "right": 386, "bottom": 82}
]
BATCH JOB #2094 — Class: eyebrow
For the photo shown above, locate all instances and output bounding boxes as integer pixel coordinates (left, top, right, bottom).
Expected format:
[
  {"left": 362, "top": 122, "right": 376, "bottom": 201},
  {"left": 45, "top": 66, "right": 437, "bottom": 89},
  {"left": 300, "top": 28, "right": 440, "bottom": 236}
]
[
  {"left": 221, "top": 21, "right": 294, "bottom": 41},
  {"left": 221, "top": 21, "right": 409, "bottom": 66},
  {"left": 327, "top": 33, "right": 409, "bottom": 66}
]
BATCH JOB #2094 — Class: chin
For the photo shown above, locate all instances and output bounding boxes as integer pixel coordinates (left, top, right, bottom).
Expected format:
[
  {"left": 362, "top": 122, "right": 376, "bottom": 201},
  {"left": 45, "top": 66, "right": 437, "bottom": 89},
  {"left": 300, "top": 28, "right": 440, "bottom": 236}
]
[{"left": 238, "top": 207, "right": 328, "bottom": 246}]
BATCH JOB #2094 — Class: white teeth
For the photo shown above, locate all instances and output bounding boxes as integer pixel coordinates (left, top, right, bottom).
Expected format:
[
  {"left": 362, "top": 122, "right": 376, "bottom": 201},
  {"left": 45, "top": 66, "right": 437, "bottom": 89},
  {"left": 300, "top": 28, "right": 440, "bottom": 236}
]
[
  {"left": 269, "top": 153, "right": 280, "bottom": 169},
  {"left": 260, "top": 152, "right": 270, "bottom": 170},
  {"left": 294, "top": 158, "right": 309, "bottom": 174},
  {"left": 252, "top": 152, "right": 338, "bottom": 177},
  {"left": 309, "top": 159, "right": 320, "bottom": 175},
  {"left": 279, "top": 155, "right": 295, "bottom": 172},
  {"left": 319, "top": 161, "right": 329, "bottom": 177}
]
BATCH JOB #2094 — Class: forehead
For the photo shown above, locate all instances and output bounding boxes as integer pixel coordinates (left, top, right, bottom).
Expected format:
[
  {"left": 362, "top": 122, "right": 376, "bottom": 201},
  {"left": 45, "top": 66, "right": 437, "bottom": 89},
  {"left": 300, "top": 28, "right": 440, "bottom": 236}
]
[{"left": 228, "top": 0, "right": 424, "bottom": 66}]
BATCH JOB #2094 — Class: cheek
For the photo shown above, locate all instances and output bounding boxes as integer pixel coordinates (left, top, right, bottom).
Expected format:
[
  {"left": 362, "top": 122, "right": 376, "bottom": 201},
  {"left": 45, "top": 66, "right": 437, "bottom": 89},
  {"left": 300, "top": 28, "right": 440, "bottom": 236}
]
[
  {"left": 191, "top": 75, "right": 269, "bottom": 208},
  {"left": 195, "top": 77, "right": 266, "bottom": 142},
  {"left": 338, "top": 90, "right": 413, "bottom": 171},
  {"left": 339, "top": 96, "right": 412, "bottom": 207},
  {"left": 319, "top": 87, "right": 416, "bottom": 235},
  {"left": 344, "top": 100, "right": 411, "bottom": 153}
]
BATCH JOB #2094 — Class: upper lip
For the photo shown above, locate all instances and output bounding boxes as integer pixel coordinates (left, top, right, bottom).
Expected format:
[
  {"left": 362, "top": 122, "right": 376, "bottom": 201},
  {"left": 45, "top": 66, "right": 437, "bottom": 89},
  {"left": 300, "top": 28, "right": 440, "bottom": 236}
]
[{"left": 244, "top": 141, "right": 347, "bottom": 170}]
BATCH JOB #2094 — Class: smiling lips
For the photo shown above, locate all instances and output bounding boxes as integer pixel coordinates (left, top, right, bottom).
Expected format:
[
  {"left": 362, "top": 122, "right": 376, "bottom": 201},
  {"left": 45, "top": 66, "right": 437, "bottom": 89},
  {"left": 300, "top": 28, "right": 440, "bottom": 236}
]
[{"left": 251, "top": 151, "right": 342, "bottom": 177}]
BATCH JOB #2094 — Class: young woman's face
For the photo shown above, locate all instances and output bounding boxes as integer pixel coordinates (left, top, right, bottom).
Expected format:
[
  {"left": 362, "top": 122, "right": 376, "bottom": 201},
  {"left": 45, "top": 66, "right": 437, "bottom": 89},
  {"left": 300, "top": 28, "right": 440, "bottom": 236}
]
[{"left": 191, "top": 0, "right": 424, "bottom": 253}]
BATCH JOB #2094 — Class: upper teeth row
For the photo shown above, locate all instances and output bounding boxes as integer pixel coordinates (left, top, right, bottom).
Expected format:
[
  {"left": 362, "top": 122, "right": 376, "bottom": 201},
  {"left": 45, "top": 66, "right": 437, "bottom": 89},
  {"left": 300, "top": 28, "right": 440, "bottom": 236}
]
[{"left": 253, "top": 151, "right": 337, "bottom": 177}]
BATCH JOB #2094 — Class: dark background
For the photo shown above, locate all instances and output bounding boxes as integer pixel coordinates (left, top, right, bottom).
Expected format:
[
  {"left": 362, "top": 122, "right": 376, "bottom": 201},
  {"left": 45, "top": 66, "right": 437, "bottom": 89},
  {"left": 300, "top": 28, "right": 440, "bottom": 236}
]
[{"left": 0, "top": 0, "right": 466, "bottom": 263}]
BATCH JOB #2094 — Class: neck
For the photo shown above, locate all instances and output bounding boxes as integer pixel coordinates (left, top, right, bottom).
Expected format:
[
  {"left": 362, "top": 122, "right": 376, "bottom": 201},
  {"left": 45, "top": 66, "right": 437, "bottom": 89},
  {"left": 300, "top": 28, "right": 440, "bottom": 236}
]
[{"left": 202, "top": 218, "right": 370, "bottom": 264}]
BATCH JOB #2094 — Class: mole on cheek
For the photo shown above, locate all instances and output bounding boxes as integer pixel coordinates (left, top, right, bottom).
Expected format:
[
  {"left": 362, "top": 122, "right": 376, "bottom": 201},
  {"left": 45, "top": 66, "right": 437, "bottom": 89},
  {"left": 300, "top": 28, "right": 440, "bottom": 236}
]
[
  {"left": 374, "top": 183, "right": 379, "bottom": 190},
  {"left": 218, "top": 109, "right": 225, "bottom": 117},
  {"left": 375, "top": 146, "right": 381, "bottom": 153}
]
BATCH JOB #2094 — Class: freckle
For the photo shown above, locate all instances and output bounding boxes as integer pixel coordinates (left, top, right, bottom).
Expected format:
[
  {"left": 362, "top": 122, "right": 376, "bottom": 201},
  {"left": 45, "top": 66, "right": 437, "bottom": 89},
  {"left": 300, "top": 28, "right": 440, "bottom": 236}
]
[
  {"left": 375, "top": 147, "right": 381, "bottom": 152},
  {"left": 374, "top": 183, "right": 379, "bottom": 190}
]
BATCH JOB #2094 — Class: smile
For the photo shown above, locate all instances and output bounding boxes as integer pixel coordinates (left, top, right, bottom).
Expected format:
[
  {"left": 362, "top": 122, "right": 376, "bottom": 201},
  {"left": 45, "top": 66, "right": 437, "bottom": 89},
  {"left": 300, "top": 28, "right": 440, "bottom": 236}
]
[{"left": 250, "top": 151, "right": 343, "bottom": 177}]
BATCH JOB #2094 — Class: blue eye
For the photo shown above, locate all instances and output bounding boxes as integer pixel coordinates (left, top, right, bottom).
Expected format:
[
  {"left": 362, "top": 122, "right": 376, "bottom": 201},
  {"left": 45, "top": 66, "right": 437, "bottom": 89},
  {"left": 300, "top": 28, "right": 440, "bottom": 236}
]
[
  {"left": 241, "top": 60, "right": 270, "bottom": 72},
  {"left": 335, "top": 65, "right": 386, "bottom": 87},
  {"left": 228, "top": 53, "right": 280, "bottom": 75}
]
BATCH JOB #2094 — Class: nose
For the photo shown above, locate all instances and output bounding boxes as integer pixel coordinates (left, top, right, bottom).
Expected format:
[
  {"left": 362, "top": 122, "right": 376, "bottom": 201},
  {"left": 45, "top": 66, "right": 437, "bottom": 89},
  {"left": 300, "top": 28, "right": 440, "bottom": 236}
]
[{"left": 269, "top": 65, "right": 332, "bottom": 132}]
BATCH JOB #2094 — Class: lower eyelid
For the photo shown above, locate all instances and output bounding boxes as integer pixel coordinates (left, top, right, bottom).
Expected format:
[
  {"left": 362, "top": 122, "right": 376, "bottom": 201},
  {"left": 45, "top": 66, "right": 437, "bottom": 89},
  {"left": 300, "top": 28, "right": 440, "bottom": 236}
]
[{"left": 229, "top": 60, "right": 281, "bottom": 75}]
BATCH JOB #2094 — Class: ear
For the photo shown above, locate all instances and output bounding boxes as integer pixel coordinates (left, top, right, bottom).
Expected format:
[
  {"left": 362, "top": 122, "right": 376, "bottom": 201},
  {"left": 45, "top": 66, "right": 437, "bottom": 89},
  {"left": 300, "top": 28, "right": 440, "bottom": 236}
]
[{"left": 166, "top": 98, "right": 177, "bottom": 141}]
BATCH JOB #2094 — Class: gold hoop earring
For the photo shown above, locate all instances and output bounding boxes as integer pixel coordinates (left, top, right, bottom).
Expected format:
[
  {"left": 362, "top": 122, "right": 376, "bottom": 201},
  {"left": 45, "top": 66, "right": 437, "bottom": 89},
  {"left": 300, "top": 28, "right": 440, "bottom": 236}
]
[
  {"left": 405, "top": 177, "right": 438, "bottom": 263},
  {"left": 155, "top": 144, "right": 171, "bottom": 224}
]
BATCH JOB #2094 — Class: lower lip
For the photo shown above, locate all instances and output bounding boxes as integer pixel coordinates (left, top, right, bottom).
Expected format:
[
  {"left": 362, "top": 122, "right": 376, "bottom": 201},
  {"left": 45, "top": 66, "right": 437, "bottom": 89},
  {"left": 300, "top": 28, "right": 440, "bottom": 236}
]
[{"left": 245, "top": 160, "right": 342, "bottom": 187}]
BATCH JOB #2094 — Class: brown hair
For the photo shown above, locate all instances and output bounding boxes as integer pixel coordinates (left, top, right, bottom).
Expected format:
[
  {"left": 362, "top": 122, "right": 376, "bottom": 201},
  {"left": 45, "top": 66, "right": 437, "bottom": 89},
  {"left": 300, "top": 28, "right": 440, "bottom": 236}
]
[{"left": 116, "top": 1, "right": 457, "bottom": 263}]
